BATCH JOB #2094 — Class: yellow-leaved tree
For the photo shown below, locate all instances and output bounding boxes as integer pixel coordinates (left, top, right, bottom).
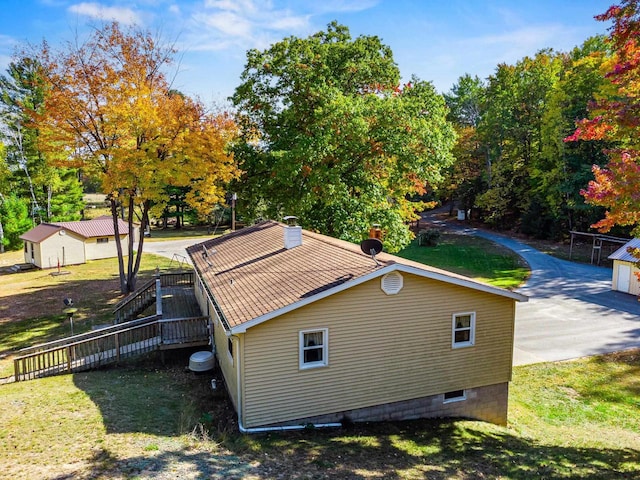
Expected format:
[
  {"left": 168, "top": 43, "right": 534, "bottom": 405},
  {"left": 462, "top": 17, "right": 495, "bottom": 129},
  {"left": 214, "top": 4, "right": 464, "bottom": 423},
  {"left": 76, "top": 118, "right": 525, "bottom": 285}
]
[{"left": 30, "top": 23, "right": 238, "bottom": 292}]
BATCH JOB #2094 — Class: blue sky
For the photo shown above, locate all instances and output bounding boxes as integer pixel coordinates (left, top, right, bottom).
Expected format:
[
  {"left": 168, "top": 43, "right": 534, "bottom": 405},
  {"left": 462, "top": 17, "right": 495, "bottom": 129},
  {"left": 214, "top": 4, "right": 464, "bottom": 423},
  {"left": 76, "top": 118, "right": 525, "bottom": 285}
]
[{"left": 0, "top": 0, "right": 612, "bottom": 105}]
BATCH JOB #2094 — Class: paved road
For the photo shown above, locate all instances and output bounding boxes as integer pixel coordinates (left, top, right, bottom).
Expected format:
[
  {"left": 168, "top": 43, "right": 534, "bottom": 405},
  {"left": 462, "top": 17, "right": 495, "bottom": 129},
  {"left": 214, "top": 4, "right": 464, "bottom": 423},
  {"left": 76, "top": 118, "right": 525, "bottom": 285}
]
[
  {"left": 434, "top": 219, "right": 640, "bottom": 365},
  {"left": 141, "top": 239, "right": 201, "bottom": 266},
  {"left": 142, "top": 225, "right": 640, "bottom": 366}
]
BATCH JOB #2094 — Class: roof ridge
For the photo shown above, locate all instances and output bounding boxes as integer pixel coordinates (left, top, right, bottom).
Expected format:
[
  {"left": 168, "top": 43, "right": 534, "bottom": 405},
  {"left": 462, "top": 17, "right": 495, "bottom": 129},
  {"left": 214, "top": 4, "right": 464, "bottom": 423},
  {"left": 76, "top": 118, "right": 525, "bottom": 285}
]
[{"left": 299, "top": 227, "right": 395, "bottom": 266}]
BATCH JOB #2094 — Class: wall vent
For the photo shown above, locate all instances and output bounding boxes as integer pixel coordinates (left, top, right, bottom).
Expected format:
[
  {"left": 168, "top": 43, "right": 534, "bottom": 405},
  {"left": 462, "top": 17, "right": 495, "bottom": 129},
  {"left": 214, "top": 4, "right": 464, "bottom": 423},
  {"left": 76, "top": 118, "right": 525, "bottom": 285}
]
[{"left": 381, "top": 271, "right": 403, "bottom": 295}]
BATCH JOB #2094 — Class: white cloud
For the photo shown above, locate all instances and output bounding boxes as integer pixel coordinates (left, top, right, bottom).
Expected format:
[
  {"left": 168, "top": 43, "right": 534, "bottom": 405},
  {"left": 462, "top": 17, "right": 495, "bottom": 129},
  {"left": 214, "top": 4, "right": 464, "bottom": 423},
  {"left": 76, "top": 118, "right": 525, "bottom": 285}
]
[
  {"left": 204, "top": 0, "right": 261, "bottom": 14},
  {"left": 190, "top": 0, "right": 310, "bottom": 49},
  {"left": 68, "top": 2, "right": 141, "bottom": 25},
  {"left": 309, "top": 0, "right": 379, "bottom": 14},
  {"left": 195, "top": 11, "right": 253, "bottom": 37}
]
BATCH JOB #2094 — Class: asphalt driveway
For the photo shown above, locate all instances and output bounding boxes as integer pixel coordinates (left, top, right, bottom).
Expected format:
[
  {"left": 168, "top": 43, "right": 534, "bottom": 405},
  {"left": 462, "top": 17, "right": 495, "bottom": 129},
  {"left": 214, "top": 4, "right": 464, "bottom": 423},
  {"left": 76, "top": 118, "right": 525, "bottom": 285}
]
[{"left": 455, "top": 226, "right": 640, "bottom": 365}]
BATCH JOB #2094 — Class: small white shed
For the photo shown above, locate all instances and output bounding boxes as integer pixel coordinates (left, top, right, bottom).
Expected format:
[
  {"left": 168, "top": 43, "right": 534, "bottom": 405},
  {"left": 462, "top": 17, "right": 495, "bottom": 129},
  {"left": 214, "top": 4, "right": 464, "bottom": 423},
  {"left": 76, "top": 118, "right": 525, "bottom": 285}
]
[
  {"left": 608, "top": 238, "right": 640, "bottom": 296},
  {"left": 19, "top": 218, "right": 133, "bottom": 269}
]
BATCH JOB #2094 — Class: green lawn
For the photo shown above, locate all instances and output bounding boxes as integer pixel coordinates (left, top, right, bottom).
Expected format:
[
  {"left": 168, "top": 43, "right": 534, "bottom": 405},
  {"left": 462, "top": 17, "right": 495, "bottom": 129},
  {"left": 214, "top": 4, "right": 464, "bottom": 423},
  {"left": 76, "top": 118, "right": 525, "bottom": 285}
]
[
  {"left": 397, "top": 232, "right": 530, "bottom": 289},
  {"left": 0, "top": 350, "right": 637, "bottom": 479}
]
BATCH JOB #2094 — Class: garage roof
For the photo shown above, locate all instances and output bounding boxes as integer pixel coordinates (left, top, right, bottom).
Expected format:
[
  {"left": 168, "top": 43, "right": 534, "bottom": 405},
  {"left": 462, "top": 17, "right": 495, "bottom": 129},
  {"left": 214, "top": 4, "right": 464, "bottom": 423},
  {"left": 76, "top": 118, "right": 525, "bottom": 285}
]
[{"left": 609, "top": 238, "right": 640, "bottom": 263}]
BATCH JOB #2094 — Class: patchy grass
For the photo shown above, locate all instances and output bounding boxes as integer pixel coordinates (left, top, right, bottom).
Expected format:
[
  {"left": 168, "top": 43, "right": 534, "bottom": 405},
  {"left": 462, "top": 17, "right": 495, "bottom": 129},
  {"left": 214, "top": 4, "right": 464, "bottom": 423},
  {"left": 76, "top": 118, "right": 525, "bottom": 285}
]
[
  {"left": 509, "top": 350, "right": 640, "bottom": 446},
  {"left": 398, "top": 232, "right": 530, "bottom": 289},
  {"left": 0, "top": 350, "right": 637, "bottom": 479}
]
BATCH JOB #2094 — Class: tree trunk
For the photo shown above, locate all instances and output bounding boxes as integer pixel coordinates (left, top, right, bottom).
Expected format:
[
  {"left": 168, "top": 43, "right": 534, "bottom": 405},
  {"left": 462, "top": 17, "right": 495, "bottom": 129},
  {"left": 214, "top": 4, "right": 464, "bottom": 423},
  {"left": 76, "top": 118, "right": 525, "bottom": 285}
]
[
  {"left": 130, "top": 202, "right": 149, "bottom": 290},
  {"left": 110, "top": 198, "right": 128, "bottom": 294}
]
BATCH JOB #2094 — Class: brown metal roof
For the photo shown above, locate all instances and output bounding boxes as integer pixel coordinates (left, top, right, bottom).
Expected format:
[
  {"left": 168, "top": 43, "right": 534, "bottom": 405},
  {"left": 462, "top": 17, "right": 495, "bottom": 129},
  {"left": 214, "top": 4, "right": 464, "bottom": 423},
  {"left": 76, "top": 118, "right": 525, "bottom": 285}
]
[
  {"left": 51, "top": 218, "right": 130, "bottom": 239},
  {"left": 187, "top": 220, "right": 526, "bottom": 331},
  {"left": 20, "top": 218, "right": 131, "bottom": 242},
  {"left": 19, "top": 223, "right": 62, "bottom": 242}
]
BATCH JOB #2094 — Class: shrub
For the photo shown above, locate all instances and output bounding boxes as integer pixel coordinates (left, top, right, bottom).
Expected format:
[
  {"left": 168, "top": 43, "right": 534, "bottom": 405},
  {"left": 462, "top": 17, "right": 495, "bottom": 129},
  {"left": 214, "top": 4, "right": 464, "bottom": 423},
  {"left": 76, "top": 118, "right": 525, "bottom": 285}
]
[{"left": 417, "top": 228, "right": 441, "bottom": 246}]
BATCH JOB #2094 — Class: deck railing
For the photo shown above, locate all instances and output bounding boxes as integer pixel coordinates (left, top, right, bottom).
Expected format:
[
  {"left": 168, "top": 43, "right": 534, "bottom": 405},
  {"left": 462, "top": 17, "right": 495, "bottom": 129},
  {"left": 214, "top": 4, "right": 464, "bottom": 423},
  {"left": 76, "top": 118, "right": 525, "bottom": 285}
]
[
  {"left": 13, "top": 316, "right": 209, "bottom": 382},
  {"left": 112, "top": 272, "right": 195, "bottom": 323},
  {"left": 113, "top": 278, "right": 158, "bottom": 323},
  {"left": 19, "top": 315, "right": 161, "bottom": 356},
  {"left": 160, "top": 271, "right": 194, "bottom": 287}
]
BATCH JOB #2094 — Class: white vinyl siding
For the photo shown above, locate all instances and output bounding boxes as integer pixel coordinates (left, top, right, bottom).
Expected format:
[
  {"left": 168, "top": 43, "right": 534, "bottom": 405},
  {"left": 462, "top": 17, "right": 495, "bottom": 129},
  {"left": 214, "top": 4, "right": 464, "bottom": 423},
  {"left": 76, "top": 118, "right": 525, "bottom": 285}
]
[{"left": 241, "top": 273, "right": 515, "bottom": 428}]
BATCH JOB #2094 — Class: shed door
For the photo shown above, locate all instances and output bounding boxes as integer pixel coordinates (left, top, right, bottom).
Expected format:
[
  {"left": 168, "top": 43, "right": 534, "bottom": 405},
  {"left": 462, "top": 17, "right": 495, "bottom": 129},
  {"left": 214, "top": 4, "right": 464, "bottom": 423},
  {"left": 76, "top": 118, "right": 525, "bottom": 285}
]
[{"left": 617, "top": 264, "right": 631, "bottom": 293}]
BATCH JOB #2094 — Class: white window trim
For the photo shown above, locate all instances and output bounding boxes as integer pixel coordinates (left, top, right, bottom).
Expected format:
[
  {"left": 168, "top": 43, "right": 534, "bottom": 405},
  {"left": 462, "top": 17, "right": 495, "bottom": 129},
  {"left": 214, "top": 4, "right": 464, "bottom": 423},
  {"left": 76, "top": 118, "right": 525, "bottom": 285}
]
[
  {"left": 443, "top": 390, "right": 467, "bottom": 403},
  {"left": 452, "top": 312, "right": 476, "bottom": 348},
  {"left": 226, "top": 336, "right": 235, "bottom": 367},
  {"left": 299, "top": 328, "right": 328, "bottom": 370}
]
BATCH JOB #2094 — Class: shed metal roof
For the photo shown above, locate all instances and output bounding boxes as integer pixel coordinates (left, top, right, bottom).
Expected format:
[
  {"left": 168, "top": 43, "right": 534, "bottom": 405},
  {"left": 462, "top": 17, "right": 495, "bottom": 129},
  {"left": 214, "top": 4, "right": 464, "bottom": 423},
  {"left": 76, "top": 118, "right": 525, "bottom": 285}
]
[
  {"left": 608, "top": 238, "right": 640, "bottom": 263},
  {"left": 20, "top": 218, "right": 131, "bottom": 242}
]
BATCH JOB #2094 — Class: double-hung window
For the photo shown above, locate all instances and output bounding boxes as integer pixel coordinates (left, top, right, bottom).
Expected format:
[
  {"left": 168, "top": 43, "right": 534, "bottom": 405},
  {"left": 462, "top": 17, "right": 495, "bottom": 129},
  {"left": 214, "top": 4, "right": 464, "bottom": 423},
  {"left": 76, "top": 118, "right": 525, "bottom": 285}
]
[
  {"left": 452, "top": 312, "right": 475, "bottom": 348},
  {"left": 299, "top": 329, "right": 328, "bottom": 369}
]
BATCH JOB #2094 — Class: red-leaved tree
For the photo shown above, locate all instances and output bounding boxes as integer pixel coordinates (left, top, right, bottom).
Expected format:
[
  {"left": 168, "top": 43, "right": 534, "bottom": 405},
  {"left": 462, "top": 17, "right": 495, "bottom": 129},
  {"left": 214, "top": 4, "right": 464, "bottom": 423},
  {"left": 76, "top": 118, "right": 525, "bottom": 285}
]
[{"left": 567, "top": 1, "right": 640, "bottom": 272}]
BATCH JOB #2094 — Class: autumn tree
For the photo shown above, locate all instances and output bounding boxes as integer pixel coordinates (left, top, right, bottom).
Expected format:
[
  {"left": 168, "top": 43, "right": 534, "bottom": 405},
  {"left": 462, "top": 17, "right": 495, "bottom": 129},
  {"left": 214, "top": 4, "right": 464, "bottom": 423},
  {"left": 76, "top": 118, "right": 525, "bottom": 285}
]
[
  {"left": 231, "top": 22, "right": 455, "bottom": 252},
  {"left": 31, "top": 23, "right": 238, "bottom": 292},
  {"left": 536, "top": 37, "right": 611, "bottom": 235},
  {"left": 568, "top": 1, "right": 640, "bottom": 241}
]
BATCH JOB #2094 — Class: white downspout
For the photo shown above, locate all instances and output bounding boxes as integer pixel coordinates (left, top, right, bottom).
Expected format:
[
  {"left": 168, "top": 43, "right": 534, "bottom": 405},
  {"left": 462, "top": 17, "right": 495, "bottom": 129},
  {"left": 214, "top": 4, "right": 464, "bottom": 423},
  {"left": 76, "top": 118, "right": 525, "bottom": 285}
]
[{"left": 234, "top": 335, "right": 341, "bottom": 434}]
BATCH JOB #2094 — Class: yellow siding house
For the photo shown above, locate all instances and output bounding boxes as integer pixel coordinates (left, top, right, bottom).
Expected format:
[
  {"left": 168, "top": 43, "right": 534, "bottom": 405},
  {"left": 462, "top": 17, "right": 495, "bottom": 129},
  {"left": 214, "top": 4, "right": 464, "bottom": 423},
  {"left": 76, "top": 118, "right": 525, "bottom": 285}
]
[{"left": 187, "top": 221, "right": 527, "bottom": 432}]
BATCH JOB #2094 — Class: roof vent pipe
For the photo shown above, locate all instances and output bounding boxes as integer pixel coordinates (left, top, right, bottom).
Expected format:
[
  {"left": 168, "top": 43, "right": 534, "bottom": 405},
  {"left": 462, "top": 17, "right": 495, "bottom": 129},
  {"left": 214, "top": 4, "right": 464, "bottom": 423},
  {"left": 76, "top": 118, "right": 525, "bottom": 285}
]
[{"left": 283, "top": 216, "right": 302, "bottom": 249}]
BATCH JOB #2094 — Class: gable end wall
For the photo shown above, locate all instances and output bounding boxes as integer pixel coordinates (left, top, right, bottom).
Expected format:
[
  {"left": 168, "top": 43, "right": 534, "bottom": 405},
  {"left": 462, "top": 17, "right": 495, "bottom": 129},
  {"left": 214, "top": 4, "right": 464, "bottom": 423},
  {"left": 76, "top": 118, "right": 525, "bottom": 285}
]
[{"left": 241, "top": 273, "right": 515, "bottom": 428}]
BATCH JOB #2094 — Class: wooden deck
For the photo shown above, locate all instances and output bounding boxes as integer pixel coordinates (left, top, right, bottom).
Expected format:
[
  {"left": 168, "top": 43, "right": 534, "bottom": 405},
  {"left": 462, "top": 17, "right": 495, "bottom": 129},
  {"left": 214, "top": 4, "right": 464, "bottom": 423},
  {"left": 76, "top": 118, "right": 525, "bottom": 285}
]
[
  {"left": 13, "top": 272, "right": 211, "bottom": 382},
  {"left": 161, "top": 286, "right": 201, "bottom": 319}
]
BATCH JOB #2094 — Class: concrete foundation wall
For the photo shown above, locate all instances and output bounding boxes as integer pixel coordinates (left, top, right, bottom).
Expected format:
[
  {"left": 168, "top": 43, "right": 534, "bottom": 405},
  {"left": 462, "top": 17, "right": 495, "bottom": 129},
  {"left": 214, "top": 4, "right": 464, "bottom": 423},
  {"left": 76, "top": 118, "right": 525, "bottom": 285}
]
[{"left": 264, "top": 382, "right": 509, "bottom": 428}]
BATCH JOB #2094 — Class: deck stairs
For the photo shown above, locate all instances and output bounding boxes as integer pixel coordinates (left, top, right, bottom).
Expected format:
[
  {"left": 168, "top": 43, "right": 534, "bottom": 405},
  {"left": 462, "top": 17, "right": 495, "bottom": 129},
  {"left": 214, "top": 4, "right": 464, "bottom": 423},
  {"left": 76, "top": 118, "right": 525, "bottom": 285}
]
[{"left": 12, "top": 272, "right": 210, "bottom": 382}]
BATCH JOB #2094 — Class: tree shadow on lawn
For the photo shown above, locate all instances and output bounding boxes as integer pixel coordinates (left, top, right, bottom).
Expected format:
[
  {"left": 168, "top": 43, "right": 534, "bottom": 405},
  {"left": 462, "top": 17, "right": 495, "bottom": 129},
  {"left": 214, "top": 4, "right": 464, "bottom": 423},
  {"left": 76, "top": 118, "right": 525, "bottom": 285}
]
[
  {"left": 245, "top": 421, "right": 639, "bottom": 479},
  {"left": 50, "top": 445, "right": 254, "bottom": 480},
  {"left": 70, "top": 360, "right": 639, "bottom": 479},
  {"left": 48, "top": 417, "right": 639, "bottom": 479}
]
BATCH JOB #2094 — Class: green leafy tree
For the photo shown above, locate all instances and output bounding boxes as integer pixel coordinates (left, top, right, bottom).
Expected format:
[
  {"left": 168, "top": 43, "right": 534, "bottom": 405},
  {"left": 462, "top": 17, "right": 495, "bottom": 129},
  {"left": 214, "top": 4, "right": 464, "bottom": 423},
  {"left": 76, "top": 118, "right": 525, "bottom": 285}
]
[
  {"left": 231, "top": 22, "right": 455, "bottom": 252},
  {"left": 443, "top": 75, "right": 487, "bottom": 215},
  {"left": 535, "top": 37, "right": 611, "bottom": 236},
  {"left": 0, "top": 56, "right": 84, "bottom": 223},
  {"left": 0, "top": 194, "right": 32, "bottom": 251},
  {"left": 49, "top": 168, "right": 84, "bottom": 221},
  {"left": 0, "top": 143, "right": 9, "bottom": 252},
  {"left": 476, "top": 51, "right": 563, "bottom": 232}
]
